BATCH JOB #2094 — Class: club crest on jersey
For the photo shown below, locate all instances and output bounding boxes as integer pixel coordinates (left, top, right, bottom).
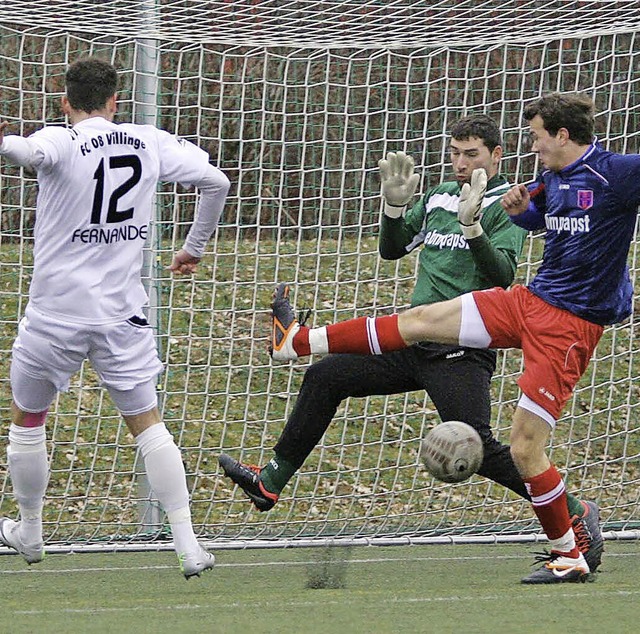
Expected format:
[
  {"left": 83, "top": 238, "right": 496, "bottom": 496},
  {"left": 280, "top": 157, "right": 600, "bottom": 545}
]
[{"left": 577, "top": 190, "right": 594, "bottom": 210}]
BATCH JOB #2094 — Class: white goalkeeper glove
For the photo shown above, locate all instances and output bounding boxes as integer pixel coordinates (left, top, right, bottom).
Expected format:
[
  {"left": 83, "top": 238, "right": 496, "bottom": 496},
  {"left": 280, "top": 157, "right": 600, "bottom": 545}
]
[
  {"left": 458, "top": 168, "right": 488, "bottom": 239},
  {"left": 378, "top": 151, "right": 420, "bottom": 218}
]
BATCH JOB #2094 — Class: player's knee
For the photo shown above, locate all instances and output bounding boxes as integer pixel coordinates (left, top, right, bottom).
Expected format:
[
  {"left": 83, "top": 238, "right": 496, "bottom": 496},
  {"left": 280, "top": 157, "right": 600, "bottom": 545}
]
[
  {"left": 108, "top": 380, "right": 158, "bottom": 416},
  {"left": 510, "top": 407, "right": 552, "bottom": 473},
  {"left": 509, "top": 436, "right": 544, "bottom": 473},
  {"left": 478, "top": 431, "right": 503, "bottom": 453},
  {"left": 509, "top": 442, "right": 526, "bottom": 470},
  {"left": 301, "top": 359, "right": 348, "bottom": 397},
  {"left": 11, "top": 366, "right": 58, "bottom": 414},
  {"left": 401, "top": 303, "right": 459, "bottom": 344},
  {"left": 400, "top": 305, "right": 432, "bottom": 339}
]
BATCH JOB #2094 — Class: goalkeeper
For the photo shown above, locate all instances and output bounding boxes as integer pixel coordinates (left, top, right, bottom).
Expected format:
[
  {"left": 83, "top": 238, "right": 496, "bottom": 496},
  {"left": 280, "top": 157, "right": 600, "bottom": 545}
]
[
  {"left": 0, "top": 57, "right": 230, "bottom": 578},
  {"left": 219, "top": 114, "right": 602, "bottom": 575}
]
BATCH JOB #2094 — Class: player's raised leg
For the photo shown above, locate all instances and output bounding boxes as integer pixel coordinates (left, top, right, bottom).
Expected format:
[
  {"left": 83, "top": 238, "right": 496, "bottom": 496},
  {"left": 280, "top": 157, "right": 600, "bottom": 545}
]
[
  {"left": 269, "top": 283, "right": 605, "bottom": 579},
  {"left": 269, "top": 282, "right": 465, "bottom": 362}
]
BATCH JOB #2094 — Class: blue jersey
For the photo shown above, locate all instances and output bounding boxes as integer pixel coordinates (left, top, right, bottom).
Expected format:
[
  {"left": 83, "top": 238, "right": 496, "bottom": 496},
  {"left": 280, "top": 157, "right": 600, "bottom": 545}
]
[{"left": 511, "top": 142, "right": 640, "bottom": 325}]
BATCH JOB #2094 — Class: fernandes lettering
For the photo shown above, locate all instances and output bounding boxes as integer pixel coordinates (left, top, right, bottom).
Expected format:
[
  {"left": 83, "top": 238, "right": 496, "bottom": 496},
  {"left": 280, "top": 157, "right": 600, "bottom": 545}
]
[{"left": 71, "top": 224, "right": 148, "bottom": 244}]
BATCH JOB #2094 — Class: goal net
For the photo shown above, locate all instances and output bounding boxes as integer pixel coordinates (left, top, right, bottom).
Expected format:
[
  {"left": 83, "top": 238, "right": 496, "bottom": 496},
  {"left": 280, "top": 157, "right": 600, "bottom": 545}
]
[{"left": 1, "top": 0, "right": 639, "bottom": 551}]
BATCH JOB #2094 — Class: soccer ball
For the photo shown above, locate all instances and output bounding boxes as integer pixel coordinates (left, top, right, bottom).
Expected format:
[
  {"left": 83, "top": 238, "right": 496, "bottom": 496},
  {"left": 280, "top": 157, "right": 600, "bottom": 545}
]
[{"left": 419, "top": 421, "right": 484, "bottom": 483}]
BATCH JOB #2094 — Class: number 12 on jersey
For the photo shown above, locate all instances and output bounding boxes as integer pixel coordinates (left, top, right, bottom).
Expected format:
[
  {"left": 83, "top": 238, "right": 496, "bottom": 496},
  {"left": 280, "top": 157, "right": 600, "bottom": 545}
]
[{"left": 91, "top": 154, "right": 142, "bottom": 224}]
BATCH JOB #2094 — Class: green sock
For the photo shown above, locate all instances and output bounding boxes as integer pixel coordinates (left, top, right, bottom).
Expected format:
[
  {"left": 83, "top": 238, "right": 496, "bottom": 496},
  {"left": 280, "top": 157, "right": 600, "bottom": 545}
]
[
  {"left": 260, "top": 454, "right": 299, "bottom": 495},
  {"left": 566, "top": 492, "right": 585, "bottom": 518}
]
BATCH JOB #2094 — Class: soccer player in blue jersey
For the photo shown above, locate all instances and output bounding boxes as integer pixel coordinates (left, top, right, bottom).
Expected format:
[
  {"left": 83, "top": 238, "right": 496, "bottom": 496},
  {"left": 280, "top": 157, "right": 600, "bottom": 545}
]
[{"left": 267, "top": 92, "right": 640, "bottom": 584}]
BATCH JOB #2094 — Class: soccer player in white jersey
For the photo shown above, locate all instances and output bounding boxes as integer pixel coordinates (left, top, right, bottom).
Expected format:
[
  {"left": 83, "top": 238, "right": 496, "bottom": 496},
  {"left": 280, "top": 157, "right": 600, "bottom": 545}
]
[{"left": 0, "top": 57, "right": 230, "bottom": 578}]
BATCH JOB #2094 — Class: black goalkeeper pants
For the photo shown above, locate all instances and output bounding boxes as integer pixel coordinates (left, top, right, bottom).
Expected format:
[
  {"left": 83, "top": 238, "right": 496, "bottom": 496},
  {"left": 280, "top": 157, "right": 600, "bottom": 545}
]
[{"left": 273, "top": 342, "right": 529, "bottom": 500}]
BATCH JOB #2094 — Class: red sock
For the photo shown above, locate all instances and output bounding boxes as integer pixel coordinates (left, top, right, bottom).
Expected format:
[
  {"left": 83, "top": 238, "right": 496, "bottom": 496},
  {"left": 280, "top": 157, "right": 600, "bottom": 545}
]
[
  {"left": 326, "top": 314, "right": 407, "bottom": 354},
  {"left": 294, "top": 314, "right": 408, "bottom": 356},
  {"left": 525, "top": 465, "right": 577, "bottom": 555},
  {"left": 292, "top": 326, "right": 311, "bottom": 356}
]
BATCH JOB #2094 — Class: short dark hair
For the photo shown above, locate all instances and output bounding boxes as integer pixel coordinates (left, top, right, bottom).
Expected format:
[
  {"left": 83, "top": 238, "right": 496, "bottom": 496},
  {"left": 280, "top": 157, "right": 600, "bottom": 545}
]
[
  {"left": 523, "top": 92, "right": 595, "bottom": 145},
  {"left": 449, "top": 114, "right": 502, "bottom": 151},
  {"left": 65, "top": 58, "right": 118, "bottom": 114}
]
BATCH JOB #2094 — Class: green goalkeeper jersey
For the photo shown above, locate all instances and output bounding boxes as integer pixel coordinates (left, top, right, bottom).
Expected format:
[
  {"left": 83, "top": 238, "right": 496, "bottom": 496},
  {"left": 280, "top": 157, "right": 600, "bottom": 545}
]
[{"left": 378, "top": 174, "right": 527, "bottom": 307}]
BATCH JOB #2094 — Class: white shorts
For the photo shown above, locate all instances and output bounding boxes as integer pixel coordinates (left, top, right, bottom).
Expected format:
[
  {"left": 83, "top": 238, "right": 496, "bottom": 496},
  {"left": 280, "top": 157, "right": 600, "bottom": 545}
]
[{"left": 11, "top": 304, "right": 163, "bottom": 394}]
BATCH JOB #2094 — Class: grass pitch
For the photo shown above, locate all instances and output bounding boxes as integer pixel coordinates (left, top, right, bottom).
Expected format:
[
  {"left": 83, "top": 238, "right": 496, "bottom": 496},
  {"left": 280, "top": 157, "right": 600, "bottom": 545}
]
[{"left": 1, "top": 541, "right": 638, "bottom": 634}]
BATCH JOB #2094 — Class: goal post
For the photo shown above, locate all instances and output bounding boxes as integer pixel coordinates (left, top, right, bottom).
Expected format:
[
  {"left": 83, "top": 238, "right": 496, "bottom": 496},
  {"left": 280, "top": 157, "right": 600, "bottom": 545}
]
[
  {"left": 1, "top": 1, "right": 640, "bottom": 552},
  {"left": 135, "top": 32, "right": 166, "bottom": 535}
]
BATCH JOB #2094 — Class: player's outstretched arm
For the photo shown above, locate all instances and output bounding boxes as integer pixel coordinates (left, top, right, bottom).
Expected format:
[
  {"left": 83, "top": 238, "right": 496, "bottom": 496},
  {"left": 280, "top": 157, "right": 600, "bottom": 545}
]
[
  {"left": 0, "top": 121, "right": 42, "bottom": 169},
  {"left": 168, "top": 249, "right": 201, "bottom": 275}
]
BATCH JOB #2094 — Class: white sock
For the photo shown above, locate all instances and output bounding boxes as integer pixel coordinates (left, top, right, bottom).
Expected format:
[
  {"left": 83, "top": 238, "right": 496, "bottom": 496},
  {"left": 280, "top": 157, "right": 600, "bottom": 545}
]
[
  {"left": 167, "top": 509, "right": 200, "bottom": 556},
  {"left": 135, "top": 424, "right": 199, "bottom": 555},
  {"left": 548, "top": 527, "right": 577, "bottom": 555},
  {"left": 7, "top": 424, "right": 49, "bottom": 545}
]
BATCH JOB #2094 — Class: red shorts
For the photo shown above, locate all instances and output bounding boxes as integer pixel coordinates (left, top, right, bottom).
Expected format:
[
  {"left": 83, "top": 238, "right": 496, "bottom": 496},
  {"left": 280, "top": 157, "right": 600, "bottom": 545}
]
[{"left": 471, "top": 285, "right": 604, "bottom": 420}]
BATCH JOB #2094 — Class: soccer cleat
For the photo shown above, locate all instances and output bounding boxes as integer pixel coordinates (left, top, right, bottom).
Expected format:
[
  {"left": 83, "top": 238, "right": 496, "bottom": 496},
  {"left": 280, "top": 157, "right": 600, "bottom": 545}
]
[
  {"left": 270, "top": 283, "right": 301, "bottom": 362},
  {"left": 572, "top": 501, "right": 604, "bottom": 573},
  {"left": 0, "top": 518, "right": 45, "bottom": 565},
  {"left": 521, "top": 551, "right": 591, "bottom": 584},
  {"left": 218, "top": 453, "right": 279, "bottom": 512},
  {"left": 179, "top": 546, "right": 215, "bottom": 579}
]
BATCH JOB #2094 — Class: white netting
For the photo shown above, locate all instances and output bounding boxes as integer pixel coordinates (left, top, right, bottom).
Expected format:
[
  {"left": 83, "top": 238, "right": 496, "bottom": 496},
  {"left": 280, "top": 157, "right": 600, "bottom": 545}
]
[
  {"left": 4, "top": 0, "right": 640, "bottom": 48},
  {"left": 1, "top": 4, "right": 640, "bottom": 549}
]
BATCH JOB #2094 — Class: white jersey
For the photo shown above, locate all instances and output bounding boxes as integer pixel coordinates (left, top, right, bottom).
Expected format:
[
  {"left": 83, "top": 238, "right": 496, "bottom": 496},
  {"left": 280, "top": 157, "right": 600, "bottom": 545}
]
[{"left": 1, "top": 117, "right": 229, "bottom": 324}]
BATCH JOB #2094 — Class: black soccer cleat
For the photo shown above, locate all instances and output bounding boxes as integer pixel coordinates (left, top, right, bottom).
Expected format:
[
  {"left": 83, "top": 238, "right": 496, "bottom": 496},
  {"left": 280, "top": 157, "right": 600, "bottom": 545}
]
[
  {"left": 572, "top": 500, "right": 604, "bottom": 573},
  {"left": 521, "top": 551, "right": 592, "bottom": 585},
  {"left": 270, "top": 283, "right": 301, "bottom": 362},
  {"left": 218, "top": 453, "right": 279, "bottom": 512}
]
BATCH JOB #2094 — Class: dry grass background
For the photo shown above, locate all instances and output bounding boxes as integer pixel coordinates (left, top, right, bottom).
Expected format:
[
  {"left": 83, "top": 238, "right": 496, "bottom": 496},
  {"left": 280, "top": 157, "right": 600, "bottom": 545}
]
[{"left": 0, "top": 24, "right": 639, "bottom": 546}]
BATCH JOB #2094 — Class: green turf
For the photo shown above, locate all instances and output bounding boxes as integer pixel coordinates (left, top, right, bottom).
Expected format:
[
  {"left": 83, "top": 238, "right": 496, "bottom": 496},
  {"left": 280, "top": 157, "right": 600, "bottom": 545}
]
[{"left": 0, "top": 542, "right": 638, "bottom": 634}]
